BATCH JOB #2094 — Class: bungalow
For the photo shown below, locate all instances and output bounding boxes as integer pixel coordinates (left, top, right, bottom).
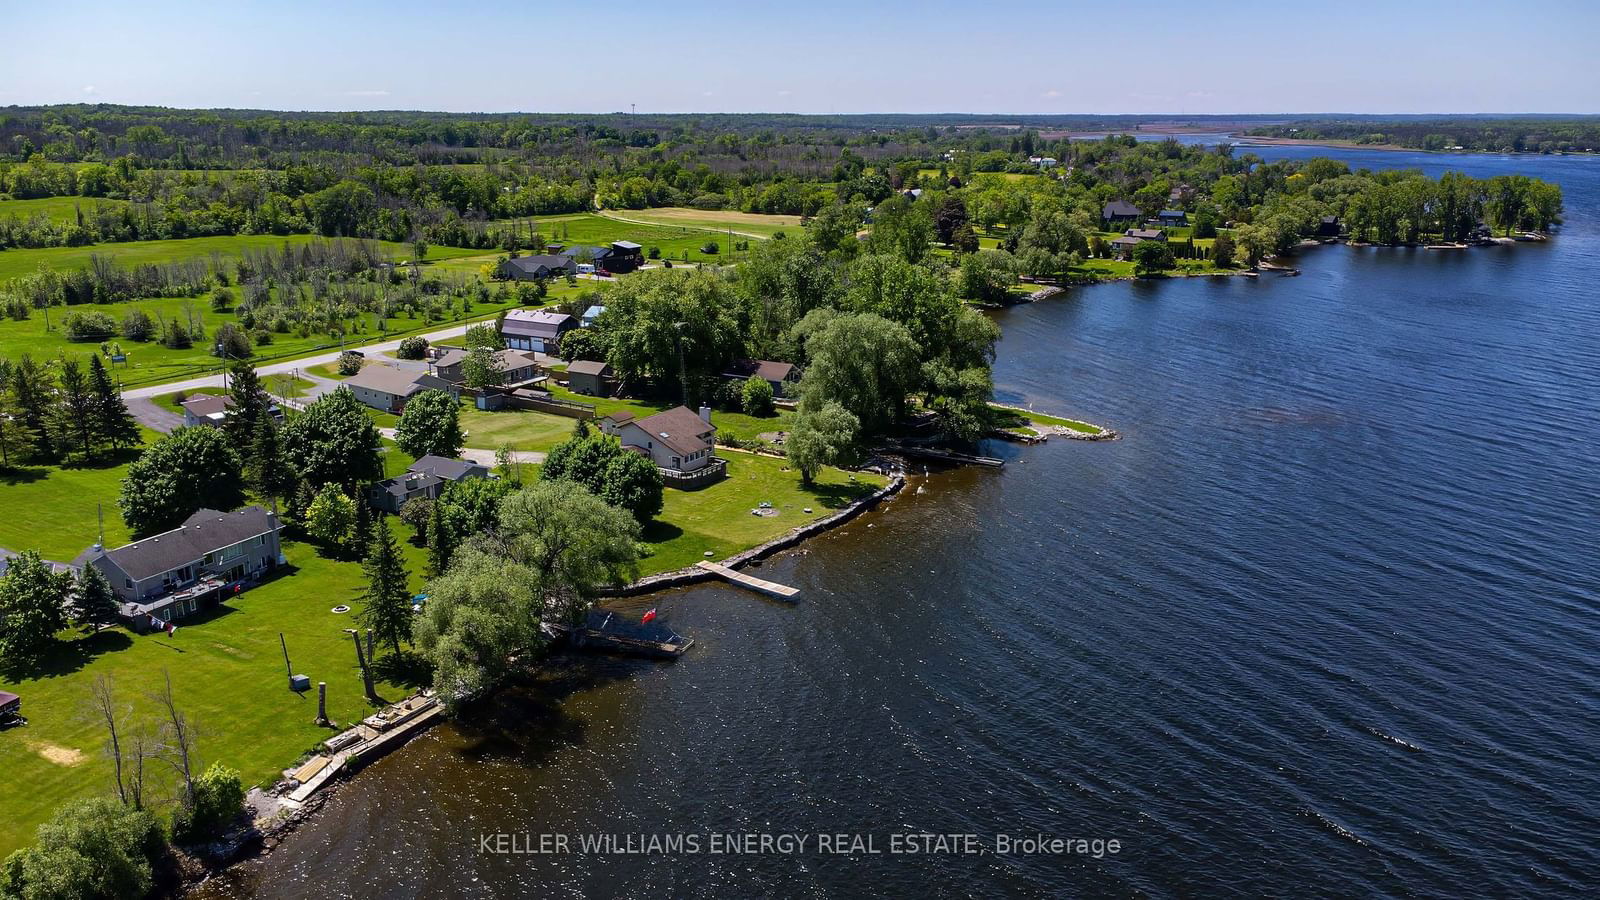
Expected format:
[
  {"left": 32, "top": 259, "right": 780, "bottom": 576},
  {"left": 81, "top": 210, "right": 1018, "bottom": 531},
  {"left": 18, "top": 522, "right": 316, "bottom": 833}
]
[
  {"left": 430, "top": 348, "right": 542, "bottom": 386},
  {"left": 1101, "top": 200, "right": 1141, "bottom": 224},
  {"left": 179, "top": 394, "right": 283, "bottom": 429},
  {"left": 499, "top": 309, "right": 576, "bottom": 354},
  {"left": 74, "top": 506, "right": 283, "bottom": 633},
  {"left": 601, "top": 405, "right": 724, "bottom": 483},
  {"left": 1111, "top": 229, "right": 1165, "bottom": 259},
  {"left": 369, "top": 455, "right": 490, "bottom": 513},
  {"left": 722, "top": 359, "right": 799, "bottom": 397},
  {"left": 580, "top": 304, "right": 607, "bottom": 328},
  {"left": 344, "top": 364, "right": 448, "bottom": 414},
  {"left": 566, "top": 359, "right": 614, "bottom": 397},
  {"left": 498, "top": 254, "right": 576, "bottom": 281},
  {"left": 1154, "top": 209, "right": 1187, "bottom": 227}
]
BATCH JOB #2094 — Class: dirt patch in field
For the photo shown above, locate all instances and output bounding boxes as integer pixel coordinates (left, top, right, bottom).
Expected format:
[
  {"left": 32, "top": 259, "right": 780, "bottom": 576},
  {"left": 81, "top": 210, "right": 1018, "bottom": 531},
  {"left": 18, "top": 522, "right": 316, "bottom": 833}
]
[{"left": 30, "top": 741, "right": 87, "bottom": 766}]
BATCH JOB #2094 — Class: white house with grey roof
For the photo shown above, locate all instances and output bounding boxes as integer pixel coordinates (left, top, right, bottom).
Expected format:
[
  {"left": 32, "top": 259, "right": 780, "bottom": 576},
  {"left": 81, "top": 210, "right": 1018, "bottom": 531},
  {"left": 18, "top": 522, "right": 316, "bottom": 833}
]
[
  {"left": 74, "top": 506, "right": 284, "bottom": 632},
  {"left": 600, "top": 405, "right": 725, "bottom": 485}
]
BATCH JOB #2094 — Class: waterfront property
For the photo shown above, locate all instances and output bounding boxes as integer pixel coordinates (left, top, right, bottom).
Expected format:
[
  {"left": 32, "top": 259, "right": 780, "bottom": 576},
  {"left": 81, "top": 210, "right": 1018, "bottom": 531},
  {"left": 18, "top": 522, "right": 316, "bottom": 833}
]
[
  {"left": 179, "top": 393, "right": 283, "bottom": 428},
  {"left": 1111, "top": 228, "right": 1168, "bottom": 259},
  {"left": 601, "top": 405, "right": 725, "bottom": 485},
  {"left": 722, "top": 359, "right": 799, "bottom": 398},
  {"left": 500, "top": 309, "right": 576, "bottom": 353},
  {"left": 369, "top": 455, "right": 490, "bottom": 513},
  {"left": 74, "top": 506, "right": 283, "bottom": 632}
]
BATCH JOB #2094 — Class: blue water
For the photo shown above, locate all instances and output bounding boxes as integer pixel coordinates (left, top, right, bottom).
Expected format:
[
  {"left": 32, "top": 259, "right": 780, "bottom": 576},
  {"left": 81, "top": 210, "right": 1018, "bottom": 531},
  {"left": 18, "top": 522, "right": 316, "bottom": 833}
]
[{"left": 204, "top": 147, "right": 1600, "bottom": 898}]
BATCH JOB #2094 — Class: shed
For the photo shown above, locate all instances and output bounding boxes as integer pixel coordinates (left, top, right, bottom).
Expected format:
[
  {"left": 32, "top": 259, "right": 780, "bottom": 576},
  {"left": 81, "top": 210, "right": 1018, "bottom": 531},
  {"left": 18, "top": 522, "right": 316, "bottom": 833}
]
[{"left": 566, "top": 359, "right": 614, "bottom": 396}]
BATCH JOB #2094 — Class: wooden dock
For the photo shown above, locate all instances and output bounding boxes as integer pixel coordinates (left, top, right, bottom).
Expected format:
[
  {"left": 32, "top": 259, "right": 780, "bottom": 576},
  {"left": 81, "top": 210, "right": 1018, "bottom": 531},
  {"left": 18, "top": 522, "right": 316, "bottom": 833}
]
[{"left": 696, "top": 560, "right": 799, "bottom": 600}]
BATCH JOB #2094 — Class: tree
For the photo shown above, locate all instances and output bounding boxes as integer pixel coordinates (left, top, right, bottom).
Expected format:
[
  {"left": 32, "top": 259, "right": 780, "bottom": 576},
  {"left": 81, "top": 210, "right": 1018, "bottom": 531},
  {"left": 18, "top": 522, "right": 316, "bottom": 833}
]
[
  {"left": 360, "top": 517, "right": 413, "bottom": 653},
  {"left": 9, "top": 355, "right": 57, "bottom": 462},
  {"left": 170, "top": 762, "right": 244, "bottom": 846},
  {"left": 246, "top": 417, "right": 294, "bottom": 503},
  {"left": 336, "top": 350, "right": 363, "bottom": 376},
  {"left": 305, "top": 484, "right": 356, "bottom": 549},
  {"left": 394, "top": 389, "right": 464, "bottom": 459},
  {"left": 150, "top": 670, "right": 199, "bottom": 812},
  {"left": 0, "top": 796, "right": 164, "bottom": 900},
  {"left": 426, "top": 499, "right": 455, "bottom": 576},
  {"left": 603, "top": 269, "right": 745, "bottom": 403},
  {"left": 87, "top": 355, "right": 140, "bottom": 452},
  {"left": 460, "top": 346, "right": 506, "bottom": 389},
  {"left": 1132, "top": 239, "right": 1175, "bottom": 276},
  {"left": 599, "top": 449, "right": 665, "bottom": 522},
  {"left": 1211, "top": 232, "right": 1237, "bottom": 269},
  {"left": 794, "top": 311, "right": 920, "bottom": 435},
  {"left": 399, "top": 496, "right": 434, "bottom": 541},
  {"left": 281, "top": 387, "right": 382, "bottom": 490},
  {"left": 463, "top": 322, "right": 503, "bottom": 350},
  {"left": 558, "top": 327, "right": 604, "bottom": 363},
  {"left": 786, "top": 402, "right": 859, "bottom": 485},
  {"left": 54, "top": 355, "right": 97, "bottom": 459},
  {"left": 223, "top": 360, "right": 270, "bottom": 453},
  {"left": 0, "top": 550, "right": 71, "bottom": 667},
  {"left": 73, "top": 563, "right": 121, "bottom": 631},
  {"left": 396, "top": 336, "right": 429, "bottom": 360},
  {"left": 741, "top": 375, "right": 775, "bottom": 417},
  {"left": 118, "top": 426, "right": 244, "bottom": 536},
  {"left": 0, "top": 362, "right": 40, "bottom": 468}
]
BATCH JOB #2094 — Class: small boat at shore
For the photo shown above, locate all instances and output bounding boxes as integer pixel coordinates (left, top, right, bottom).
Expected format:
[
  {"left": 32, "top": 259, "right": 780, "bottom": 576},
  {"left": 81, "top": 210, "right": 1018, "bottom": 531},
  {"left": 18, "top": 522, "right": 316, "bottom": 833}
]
[{"left": 542, "top": 610, "right": 694, "bottom": 659}]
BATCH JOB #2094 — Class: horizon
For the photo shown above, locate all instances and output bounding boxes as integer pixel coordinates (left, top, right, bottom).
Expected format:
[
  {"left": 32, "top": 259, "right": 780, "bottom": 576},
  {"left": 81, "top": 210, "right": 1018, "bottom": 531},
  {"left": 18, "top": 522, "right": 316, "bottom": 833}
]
[{"left": 6, "top": 0, "right": 1597, "bottom": 115}]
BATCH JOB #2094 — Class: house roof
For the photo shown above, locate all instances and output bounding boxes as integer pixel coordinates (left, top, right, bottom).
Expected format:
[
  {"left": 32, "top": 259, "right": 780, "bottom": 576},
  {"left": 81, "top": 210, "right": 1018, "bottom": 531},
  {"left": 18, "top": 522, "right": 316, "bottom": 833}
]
[
  {"left": 611, "top": 240, "right": 642, "bottom": 251},
  {"left": 567, "top": 359, "right": 613, "bottom": 377},
  {"left": 565, "top": 245, "right": 613, "bottom": 261},
  {"left": 1110, "top": 235, "right": 1143, "bottom": 246},
  {"left": 345, "top": 364, "right": 426, "bottom": 398},
  {"left": 1157, "top": 209, "right": 1186, "bottom": 218},
  {"left": 631, "top": 406, "right": 714, "bottom": 457},
  {"left": 501, "top": 309, "right": 575, "bottom": 340},
  {"left": 1127, "top": 229, "right": 1165, "bottom": 240},
  {"left": 409, "top": 455, "right": 483, "bottom": 481},
  {"left": 581, "top": 304, "right": 606, "bottom": 320},
  {"left": 1102, "top": 200, "right": 1141, "bottom": 218},
  {"left": 434, "top": 348, "right": 538, "bottom": 371},
  {"left": 724, "top": 359, "right": 796, "bottom": 382},
  {"left": 603, "top": 410, "right": 634, "bottom": 425},
  {"left": 93, "top": 506, "right": 278, "bottom": 582},
  {"left": 180, "top": 394, "right": 231, "bottom": 417},
  {"left": 504, "top": 254, "right": 574, "bottom": 273},
  {"left": 375, "top": 471, "right": 443, "bottom": 498}
]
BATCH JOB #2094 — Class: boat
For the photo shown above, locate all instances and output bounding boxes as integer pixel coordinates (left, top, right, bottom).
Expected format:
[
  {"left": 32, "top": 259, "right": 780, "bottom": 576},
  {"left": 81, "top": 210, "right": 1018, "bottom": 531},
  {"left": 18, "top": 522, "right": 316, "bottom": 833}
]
[{"left": 541, "top": 609, "right": 694, "bottom": 659}]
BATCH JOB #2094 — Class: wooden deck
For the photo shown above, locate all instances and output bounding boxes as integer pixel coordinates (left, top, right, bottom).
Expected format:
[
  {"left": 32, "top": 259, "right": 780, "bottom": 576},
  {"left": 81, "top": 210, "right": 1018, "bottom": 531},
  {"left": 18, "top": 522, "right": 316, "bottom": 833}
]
[{"left": 696, "top": 560, "right": 800, "bottom": 599}]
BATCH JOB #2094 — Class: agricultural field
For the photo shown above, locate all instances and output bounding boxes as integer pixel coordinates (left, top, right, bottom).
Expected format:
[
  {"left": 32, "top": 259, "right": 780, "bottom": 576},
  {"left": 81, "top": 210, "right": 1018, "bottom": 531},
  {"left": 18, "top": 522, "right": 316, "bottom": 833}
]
[
  {"left": 0, "top": 195, "right": 131, "bottom": 225},
  {"left": 491, "top": 212, "right": 753, "bottom": 265},
  {"left": 597, "top": 208, "right": 803, "bottom": 239}
]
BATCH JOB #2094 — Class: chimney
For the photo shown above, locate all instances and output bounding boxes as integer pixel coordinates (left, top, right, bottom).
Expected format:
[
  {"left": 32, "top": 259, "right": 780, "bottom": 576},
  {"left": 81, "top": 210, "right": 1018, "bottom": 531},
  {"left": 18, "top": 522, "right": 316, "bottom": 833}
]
[{"left": 698, "top": 405, "right": 711, "bottom": 424}]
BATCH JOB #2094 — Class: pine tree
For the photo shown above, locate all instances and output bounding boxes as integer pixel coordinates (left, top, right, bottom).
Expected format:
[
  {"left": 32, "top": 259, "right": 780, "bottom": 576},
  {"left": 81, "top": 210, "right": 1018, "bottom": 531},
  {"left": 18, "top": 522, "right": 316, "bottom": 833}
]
[
  {"left": 73, "top": 563, "right": 121, "bottom": 630},
  {"left": 0, "top": 360, "right": 39, "bottom": 469},
  {"left": 360, "top": 517, "right": 413, "bottom": 653},
  {"left": 224, "top": 360, "right": 269, "bottom": 453},
  {"left": 248, "top": 418, "right": 295, "bottom": 503},
  {"left": 54, "top": 355, "right": 97, "bottom": 459},
  {"left": 12, "top": 355, "right": 58, "bottom": 462},
  {"left": 352, "top": 495, "right": 373, "bottom": 560},
  {"left": 426, "top": 500, "right": 455, "bottom": 576},
  {"left": 87, "top": 355, "right": 140, "bottom": 452}
]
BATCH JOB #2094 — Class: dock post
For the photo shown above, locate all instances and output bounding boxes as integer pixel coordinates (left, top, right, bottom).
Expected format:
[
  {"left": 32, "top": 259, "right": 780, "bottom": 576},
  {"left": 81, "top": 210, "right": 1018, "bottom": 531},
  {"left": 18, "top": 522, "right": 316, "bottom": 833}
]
[
  {"left": 365, "top": 628, "right": 375, "bottom": 662},
  {"left": 351, "top": 631, "right": 376, "bottom": 702},
  {"left": 316, "top": 682, "right": 328, "bottom": 726}
]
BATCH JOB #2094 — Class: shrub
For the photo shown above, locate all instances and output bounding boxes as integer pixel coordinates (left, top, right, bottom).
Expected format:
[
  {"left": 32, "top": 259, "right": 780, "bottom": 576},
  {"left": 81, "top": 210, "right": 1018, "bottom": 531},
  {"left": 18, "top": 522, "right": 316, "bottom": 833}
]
[
  {"left": 647, "top": 246, "right": 661, "bottom": 259},
  {"left": 170, "top": 762, "right": 245, "bottom": 846},
  {"left": 209, "top": 286, "right": 234, "bottom": 312},
  {"left": 2, "top": 796, "right": 165, "bottom": 900},
  {"left": 700, "top": 241, "right": 720, "bottom": 255},
  {"left": 337, "top": 350, "right": 364, "bottom": 376},
  {"left": 62, "top": 311, "right": 118, "bottom": 342},
  {"left": 212, "top": 322, "right": 253, "bottom": 359},
  {"left": 397, "top": 335, "right": 429, "bottom": 359},
  {"left": 741, "top": 375, "right": 775, "bottom": 417},
  {"left": 120, "top": 308, "right": 154, "bottom": 342}
]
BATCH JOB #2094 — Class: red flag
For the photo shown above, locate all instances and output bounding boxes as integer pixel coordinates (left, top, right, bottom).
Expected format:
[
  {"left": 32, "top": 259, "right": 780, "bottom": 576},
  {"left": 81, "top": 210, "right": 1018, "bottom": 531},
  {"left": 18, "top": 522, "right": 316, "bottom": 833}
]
[{"left": 641, "top": 608, "right": 657, "bottom": 624}]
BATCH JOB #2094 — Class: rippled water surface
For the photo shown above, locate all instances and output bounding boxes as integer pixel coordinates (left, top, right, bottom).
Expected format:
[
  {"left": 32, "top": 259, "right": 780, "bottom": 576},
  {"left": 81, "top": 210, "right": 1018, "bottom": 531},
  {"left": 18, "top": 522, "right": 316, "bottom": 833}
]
[{"left": 201, "top": 148, "right": 1600, "bottom": 898}]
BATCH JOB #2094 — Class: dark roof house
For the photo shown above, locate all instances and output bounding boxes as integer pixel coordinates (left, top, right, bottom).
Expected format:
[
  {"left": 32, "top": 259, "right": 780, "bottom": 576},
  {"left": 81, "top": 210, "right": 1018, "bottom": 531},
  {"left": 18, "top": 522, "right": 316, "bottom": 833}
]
[
  {"left": 499, "top": 254, "right": 576, "bottom": 280},
  {"left": 1102, "top": 200, "right": 1141, "bottom": 221},
  {"left": 500, "top": 309, "right": 576, "bottom": 352}
]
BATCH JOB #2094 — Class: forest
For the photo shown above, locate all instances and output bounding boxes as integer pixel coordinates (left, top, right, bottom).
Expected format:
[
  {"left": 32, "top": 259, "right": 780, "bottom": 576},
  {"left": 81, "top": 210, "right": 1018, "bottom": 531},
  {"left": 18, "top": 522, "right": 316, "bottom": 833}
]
[{"left": 1245, "top": 116, "right": 1600, "bottom": 154}]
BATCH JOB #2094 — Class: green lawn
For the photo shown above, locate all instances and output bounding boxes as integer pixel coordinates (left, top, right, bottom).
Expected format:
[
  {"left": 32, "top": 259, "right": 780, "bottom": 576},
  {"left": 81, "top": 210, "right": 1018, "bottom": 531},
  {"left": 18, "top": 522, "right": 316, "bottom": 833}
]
[
  {"left": 544, "top": 384, "right": 794, "bottom": 444},
  {"left": 490, "top": 212, "right": 750, "bottom": 265},
  {"left": 0, "top": 234, "right": 481, "bottom": 284},
  {"left": 0, "top": 196, "right": 130, "bottom": 225},
  {"left": 0, "top": 535, "right": 430, "bottom": 856},
  {"left": 639, "top": 451, "right": 883, "bottom": 575},
  {"left": 0, "top": 429, "right": 168, "bottom": 561},
  {"left": 596, "top": 208, "right": 802, "bottom": 239},
  {"left": 459, "top": 406, "right": 576, "bottom": 454}
]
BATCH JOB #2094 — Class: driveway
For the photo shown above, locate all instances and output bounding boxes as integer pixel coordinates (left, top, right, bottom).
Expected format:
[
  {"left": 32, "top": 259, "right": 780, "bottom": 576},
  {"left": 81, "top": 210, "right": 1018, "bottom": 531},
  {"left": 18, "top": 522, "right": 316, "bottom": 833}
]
[{"left": 126, "top": 396, "right": 184, "bottom": 433}]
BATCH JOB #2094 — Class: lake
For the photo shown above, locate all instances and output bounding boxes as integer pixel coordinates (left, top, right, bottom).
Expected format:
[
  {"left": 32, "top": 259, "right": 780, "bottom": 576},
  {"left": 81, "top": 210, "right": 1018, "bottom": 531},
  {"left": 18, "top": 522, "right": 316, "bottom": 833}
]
[{"left": 198, "top": 147, "right": 1600, "bottom": 898}]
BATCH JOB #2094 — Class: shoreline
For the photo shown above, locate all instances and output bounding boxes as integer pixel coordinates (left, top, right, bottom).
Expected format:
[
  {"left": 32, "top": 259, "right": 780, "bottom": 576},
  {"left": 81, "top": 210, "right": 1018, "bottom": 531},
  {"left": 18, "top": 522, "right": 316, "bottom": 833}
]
[{"left": 1228, "top": 133, "right": 1598, "bottom": 156}]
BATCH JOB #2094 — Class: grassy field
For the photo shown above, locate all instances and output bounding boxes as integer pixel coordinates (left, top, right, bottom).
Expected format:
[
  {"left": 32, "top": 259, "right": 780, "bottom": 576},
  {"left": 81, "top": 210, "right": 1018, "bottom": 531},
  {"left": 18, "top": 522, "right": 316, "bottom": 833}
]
[
  {"left": 0, "top": 535, "right": 429, "bottom": 856},
  {"left": 0, "top": 428, "right": 168, "bottom": 561},
  {"left": 0, "top": 196, "right": 131, "bottom": 225},
  {"left": 0, "top": 234, "right": 483, "bottom": 283},
  {"left": 640, "top": 451, "right": 883, "bottom": 574},
  {"left": 459, "top": 406, "right": 576, "bottom": 453},
  {"left": 597, "top": 208, "right": 802, "bottom": 239},
  {"left": 491, "top": 213, "right": 750, "bottom": 265}
]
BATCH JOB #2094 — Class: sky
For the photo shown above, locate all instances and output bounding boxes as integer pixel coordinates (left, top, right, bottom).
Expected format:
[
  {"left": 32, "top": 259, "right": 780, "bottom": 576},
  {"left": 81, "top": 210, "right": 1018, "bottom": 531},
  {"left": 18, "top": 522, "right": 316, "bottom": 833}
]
[{"left": 3, "top": 0, "right": 1597, "bottom": 115}]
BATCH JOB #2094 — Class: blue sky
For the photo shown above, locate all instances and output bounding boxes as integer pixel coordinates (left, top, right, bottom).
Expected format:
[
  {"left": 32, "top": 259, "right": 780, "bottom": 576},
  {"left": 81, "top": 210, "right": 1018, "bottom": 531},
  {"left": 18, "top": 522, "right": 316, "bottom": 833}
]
[{"left": 3, "top": 0, "right": 1596, "bottom": 114}]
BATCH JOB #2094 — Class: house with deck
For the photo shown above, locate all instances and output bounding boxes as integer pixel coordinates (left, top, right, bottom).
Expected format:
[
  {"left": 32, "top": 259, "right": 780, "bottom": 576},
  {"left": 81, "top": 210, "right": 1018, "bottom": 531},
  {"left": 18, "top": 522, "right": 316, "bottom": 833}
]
[
  {"left": 74, "top": 506, "right": 283, "bottom": 633},
  {"left": 600, "top": 405, "right": 725, "bottom": 486}
]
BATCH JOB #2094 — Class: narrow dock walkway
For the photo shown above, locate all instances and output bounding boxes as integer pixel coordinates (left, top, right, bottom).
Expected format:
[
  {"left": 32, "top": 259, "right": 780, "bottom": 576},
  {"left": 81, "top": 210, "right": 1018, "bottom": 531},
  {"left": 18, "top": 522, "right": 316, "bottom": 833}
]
[{"left": 696, "top": 560, "right": 800, "bottom": 599}]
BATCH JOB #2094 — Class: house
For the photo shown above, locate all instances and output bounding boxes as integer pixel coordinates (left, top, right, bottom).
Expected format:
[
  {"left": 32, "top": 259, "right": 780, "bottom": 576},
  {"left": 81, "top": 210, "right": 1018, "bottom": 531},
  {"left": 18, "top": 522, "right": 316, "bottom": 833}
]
[
  {"left": 1027, "top": 156, "right": 1058, "bottom": 169},
  {"left": 566, "top": 359, "right": 614, "bottom": 397},
  {"left": 75, "top": 506, "right": 283, "bottom": 633},
  {"left": 430, "top": 348, "right": 542, "bottom": 386},
  {"left": 368, "top": 455, "right": 490, "bottom": 513},
  {"left": 580, "top": 304, "right": 607, "bottom": 328},
  {"left": 1101, "top": 200, "right": 1141, "bottom": 223},
  {"left": 498, "top": 254, "right": 576, "bottom": 281},
  {"left": 1317, "top": 216, "right": 1342, "bottom": 237},
  {"left": 1155, "top": 209, "right": 1187, "bottom": 227},
  {"left": 1110, "top": 229, "right": 1165, "bottom": 259},
  {"left": 344, "top": 364, "right": 440, "bottom": 413},
  {"left": 901, "top": 188, "right": 923, "bottom": 201},
  {"left": 1126, "top": 228, "right": 1165, "bottom": 241},
  {"left": 601, "top": 405, "right": 725, "bottom": 484},
  {"left": 499, "top": 309, "right": 575, "bottom": 354},
  {"left": 1168, "top": 183, "right": 1194, "bottom": 203},
  {"left": 722, "top": 359, "right": 799, "bottom": 397},
  {"left": 564, "top": 242, "right": 644, "bottom": 274},
  {"left": 179, "top": 394, "right": 283, "bottom": 429}
]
